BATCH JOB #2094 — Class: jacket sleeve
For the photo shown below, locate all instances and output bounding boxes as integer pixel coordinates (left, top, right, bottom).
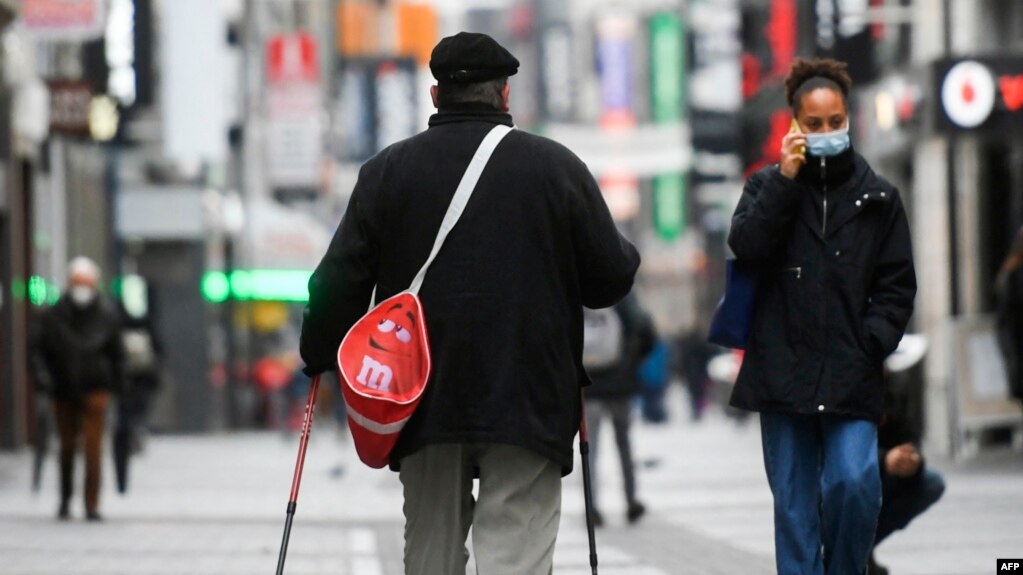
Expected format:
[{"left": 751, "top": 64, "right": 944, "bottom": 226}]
[
  {"left": 300, "top": 164, "right": 381, "bottom": 375},
  {"left": 569, "top": 159, "right": 640, "bottom": 309},
  {"left": 864, "top": 192, "right": 917, "bottom": 359},
  {"left": 727, "top": 168, "right": 804, "bottom": 262}
]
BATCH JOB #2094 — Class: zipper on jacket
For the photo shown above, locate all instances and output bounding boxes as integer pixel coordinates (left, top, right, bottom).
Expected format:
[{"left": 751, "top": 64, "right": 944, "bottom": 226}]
[
  {"left": 821, "top": 156, "right": 828, "bottom": 235},
  {"left": 785, "top": 266, "right": 802, "bottom": 279}
]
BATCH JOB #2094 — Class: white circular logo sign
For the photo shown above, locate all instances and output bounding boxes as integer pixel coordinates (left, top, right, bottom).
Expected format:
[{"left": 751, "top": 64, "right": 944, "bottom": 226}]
[{"left": 941, "top": 61, "right": 996, "bottom": 129}]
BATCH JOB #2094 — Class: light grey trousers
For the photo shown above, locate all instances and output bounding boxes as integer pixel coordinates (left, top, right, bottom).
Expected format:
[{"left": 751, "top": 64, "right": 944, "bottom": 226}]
[{"left": 399, "top": 443, "right": 562, "bottom": 575}]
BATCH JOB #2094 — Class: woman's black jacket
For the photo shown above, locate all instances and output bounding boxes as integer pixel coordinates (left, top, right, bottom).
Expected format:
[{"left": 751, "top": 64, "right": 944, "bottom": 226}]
[{"left": 727, "top": 149, "right": 916, "bottom": 422}]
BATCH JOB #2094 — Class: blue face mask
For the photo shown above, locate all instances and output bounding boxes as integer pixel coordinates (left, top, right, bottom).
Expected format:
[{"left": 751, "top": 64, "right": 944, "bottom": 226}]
[{"left": 805, "top": 124, "right": 850, "bottom": 157}]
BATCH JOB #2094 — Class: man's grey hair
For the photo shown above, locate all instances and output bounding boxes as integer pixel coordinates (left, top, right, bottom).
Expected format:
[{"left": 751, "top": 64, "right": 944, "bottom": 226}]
[{"left": 436, "top": 77, "right": 507, "bottom": 110}]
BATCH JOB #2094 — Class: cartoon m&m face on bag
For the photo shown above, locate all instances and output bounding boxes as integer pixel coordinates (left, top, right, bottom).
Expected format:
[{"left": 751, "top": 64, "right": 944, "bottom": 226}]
[
  {"left": 338, "top": 293, "right": 430, "bottom": 400},
  {"left": 369, "top": 303, "right": 417, "bottom": 359}
]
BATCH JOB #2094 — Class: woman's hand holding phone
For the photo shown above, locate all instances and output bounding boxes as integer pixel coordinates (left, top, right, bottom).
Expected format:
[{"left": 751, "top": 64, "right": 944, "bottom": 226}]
[{"left": 780, "top": 119, "right": 807, "bottom": 180}]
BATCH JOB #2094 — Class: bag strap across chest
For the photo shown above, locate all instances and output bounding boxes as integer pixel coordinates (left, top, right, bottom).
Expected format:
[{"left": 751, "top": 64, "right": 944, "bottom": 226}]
[{"left": 406, "top": 124, "right": 513, "bottom": 295}]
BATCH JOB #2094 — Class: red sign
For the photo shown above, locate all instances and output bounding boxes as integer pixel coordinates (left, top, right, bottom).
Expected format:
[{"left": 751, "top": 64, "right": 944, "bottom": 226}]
[
  {"left": 1000, "top": 75, "right": 1023, "bottom": 112},
  {"left": 935, "top": 58, "right": 1023, "bottom": 134},
  {"left": 266, "top": 33, "right": 319, "bottom": 85},
  {"left": 21, "top": 0, "right": 104, "bottom": 39}
]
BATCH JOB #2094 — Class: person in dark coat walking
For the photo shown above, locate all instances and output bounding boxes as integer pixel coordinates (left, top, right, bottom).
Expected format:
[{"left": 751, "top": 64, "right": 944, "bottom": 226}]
[
  {"left": 30, "top": 257, "right": 124, "bottom": 521},
  {"left": 300, "top": 32, "right": 639, "bottom": 575},
  {"left": 727, "top": 58, "right": 917, "bottom": 575},
  {"left": 996, "top": 227, "right": 1023, "bottom": 407},
  {"left": 583, "top": 293, "right": 655, "bottom": 526}
]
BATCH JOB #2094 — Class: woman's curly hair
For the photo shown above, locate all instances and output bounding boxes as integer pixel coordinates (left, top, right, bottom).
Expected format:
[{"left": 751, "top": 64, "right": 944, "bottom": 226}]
[{"left": 784, "top": 58, "right": 853, "bottom": 108}]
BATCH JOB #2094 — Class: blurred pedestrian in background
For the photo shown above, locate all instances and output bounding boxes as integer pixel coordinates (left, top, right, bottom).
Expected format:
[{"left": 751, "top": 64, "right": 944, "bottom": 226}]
[
  {"left": 117, "top": 308, "right": 162, "bottom": 449},
  {"left": 29, "top": 257, "right": 124, "bottom": 521},
  {"left": 582, "top": 293, "right": 655, "bottom": 526},
  {"left": 112, "top": 306, "right": 162, "bottom": 494},
  {"left": 673, "top": 324, "right": 717, "bottom": 421},
  {"left": 868, "top": 374, "right": 945, "bottom": 575},
  {"left": 996, "top": 226, "right": 1023, "bottom": 410},
  {"left": 727, "top": 58, "right": 917, "bottom": 575},
  {"left": 300, "top": 32, "right": 639, "bottom": 575},
  {"left": 638, "top": 337, "right": 671, "bottom": 424}
]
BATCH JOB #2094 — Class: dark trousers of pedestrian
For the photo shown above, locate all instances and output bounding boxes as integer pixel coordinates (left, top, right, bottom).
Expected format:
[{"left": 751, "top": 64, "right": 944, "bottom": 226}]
[
  {"left": 760, "top": 412, "right": 881, "bottom": 575},
  {"left": 54, "top": 392, "right": 110, "bottom": 515},
  {"left": 586, "top": 397, "right": 640, "bottom": 512},
  {"left": 875, "top": 468, "right": 945, "bottom": 546}
]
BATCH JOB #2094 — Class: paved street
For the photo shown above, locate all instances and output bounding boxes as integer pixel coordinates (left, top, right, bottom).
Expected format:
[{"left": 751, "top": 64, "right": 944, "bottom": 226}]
[{"left": 1, "top": 389, "right": 1021, "bottom": 574}]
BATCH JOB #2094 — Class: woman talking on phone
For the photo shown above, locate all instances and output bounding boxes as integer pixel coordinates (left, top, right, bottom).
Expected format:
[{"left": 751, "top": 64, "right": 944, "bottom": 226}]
[{"left": 727, "top": 58, "right": 917, "bottom": 575}]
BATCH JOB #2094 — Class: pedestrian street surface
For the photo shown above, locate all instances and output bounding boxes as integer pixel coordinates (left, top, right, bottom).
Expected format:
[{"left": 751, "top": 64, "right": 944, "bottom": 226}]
[{"left": 1, "top": 388, "right": 1020, "bottom": 574}]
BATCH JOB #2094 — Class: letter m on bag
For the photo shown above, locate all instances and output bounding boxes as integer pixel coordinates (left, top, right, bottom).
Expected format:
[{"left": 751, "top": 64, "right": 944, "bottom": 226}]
[{"left": 357, "top": 356, "right": 393, "bottom": 392}]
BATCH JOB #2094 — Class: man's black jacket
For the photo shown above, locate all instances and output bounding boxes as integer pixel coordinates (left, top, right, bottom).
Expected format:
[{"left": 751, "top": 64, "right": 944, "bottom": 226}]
[
  {"left": 30, "top": 296, "right": 125, "bottom": 402},
  {"left": 300, "top": 105, "right": 640, "bottom": 473},
  {"left": 727, "top": 148, "right": 916, "bottom": 421}
]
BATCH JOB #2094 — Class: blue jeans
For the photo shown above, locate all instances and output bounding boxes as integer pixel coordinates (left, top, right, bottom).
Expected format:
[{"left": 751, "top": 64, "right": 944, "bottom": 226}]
[
  {"left": 875, "top": 468, "right": 945, "bottom": 546},
  {"left": 760, "top": 412, "right": 881, "bottom": 575}
]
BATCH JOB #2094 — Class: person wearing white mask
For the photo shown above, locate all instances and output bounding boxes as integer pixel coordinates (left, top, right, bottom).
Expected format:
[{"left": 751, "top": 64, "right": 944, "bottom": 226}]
[
  {"left": 30, "top": 256, "right": 124, "bottom": 521},
  {"left": 726, "top": 59, "right": 917, "bottom": 575}
]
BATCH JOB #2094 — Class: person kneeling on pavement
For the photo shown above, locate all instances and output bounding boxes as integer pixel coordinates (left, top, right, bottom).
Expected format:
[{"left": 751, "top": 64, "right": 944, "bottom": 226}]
[{"left": 868, "top": 382, "right": 945, "bottom": 575}]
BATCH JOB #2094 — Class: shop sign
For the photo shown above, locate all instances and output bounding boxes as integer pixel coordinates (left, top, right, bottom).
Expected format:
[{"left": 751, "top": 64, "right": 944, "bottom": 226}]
[
  {"left": 653, "top": 173, "right": 686, "bottom": 241},
  {"left": 373, "top": 59, "right": 417, "bottom": 153},
  {"left": 596, "top": 15, "right": 636, "bottom": 128},
  {"left": 49, "top": 80, "right": 92, "bottom": 137},
  {"left": 267, "top": 33, "right": 319, "bottom": 85},
  {"left": 935, "top": 57, "right": 1023, "bottom": 135},
  {"left": 21, "top": 0, "right": 104, "bottom": 40},
  {"left": 649, "top": 12, "right": 686, "bottom": 124},
  {"left": 599, "top": 171, "right": 640, "bottom": 222},
  {"left": 265, "top": 33, "right": 322, "bottom": 188},
  {"left": 539, "top": 23, "right": 575, "bottom": 122}
]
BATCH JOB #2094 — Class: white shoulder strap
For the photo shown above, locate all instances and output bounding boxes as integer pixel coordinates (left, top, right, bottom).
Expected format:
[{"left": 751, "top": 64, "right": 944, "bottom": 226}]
[{"left": 407, "top": 124, "right": 513, "bottom": 295}]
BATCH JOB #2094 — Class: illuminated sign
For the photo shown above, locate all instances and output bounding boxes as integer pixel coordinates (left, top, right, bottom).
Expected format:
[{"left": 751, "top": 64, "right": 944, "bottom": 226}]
[
  {"left": 202, "top": 270, "right": 312, "bottom": 303},
  {"left": 935, "top": 57, "right": 1023, "bottom": 135},
  {"left": 22, "top": 0, "right": 105, "bottom": 40},
  {"left": 941, "top": 61, "right": 996, "bottom": 129}
]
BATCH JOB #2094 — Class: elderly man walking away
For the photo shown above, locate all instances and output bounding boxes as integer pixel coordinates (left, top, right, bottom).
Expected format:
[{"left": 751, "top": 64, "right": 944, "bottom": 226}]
[
  {"left": 300, "top": 32, "right": 639, "bottom": 575},
  {"left": 30, "top": 257, "right": 124, "bottom": 521}
]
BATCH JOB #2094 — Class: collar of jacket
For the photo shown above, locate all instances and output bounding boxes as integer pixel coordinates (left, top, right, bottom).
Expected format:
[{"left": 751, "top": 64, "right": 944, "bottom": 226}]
[
  {"left": 428, "top": 103, "right": 514, "bottom": 128},
  {"left": 795, "top": 145, "right": 856, "bottom": 189},
  {"left": 794, "top": 153, "right": 892, "bottom": 240}
]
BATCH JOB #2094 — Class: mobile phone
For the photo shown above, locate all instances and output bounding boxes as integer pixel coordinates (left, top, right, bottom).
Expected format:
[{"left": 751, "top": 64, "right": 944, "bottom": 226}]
[{"left": 790, "top": 119, "right": 805, "bottom": 156}]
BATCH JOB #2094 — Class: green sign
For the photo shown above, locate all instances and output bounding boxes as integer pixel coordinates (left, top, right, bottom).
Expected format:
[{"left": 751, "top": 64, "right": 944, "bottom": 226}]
[
  {"left": 653, "top": 173, "right": 686, "bottom": 241},
  {"left": 27, "top": 276, "right": 60, "bottom": 306},
  {"left": 202, "top": 270, "right": 312, "bottom": 303},
  {"left": 650, "top": 12, "right": 686, "bottom": 124}
]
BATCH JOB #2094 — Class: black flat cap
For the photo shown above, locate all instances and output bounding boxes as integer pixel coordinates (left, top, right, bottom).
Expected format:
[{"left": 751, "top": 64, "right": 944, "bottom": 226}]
[{"left": 429, "top": 32, "right": 519, "bottom": 84}]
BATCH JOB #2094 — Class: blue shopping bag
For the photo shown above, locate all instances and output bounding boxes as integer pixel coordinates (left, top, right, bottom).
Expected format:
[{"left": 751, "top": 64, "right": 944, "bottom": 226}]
[{"left": 707, "top": 259, "right": 757, "bottom": 349}]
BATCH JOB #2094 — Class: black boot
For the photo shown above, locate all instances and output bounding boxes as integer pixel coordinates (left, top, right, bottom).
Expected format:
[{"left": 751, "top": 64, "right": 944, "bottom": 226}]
[
  {"left": 626, "top": 501, "right": 646, "bottom": 524},
  {"left": 868, "top": 553, "right": 889, "bottom": 575},
  {"left": 58, "top": 457, "right": 74, "bottom": 521}
]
